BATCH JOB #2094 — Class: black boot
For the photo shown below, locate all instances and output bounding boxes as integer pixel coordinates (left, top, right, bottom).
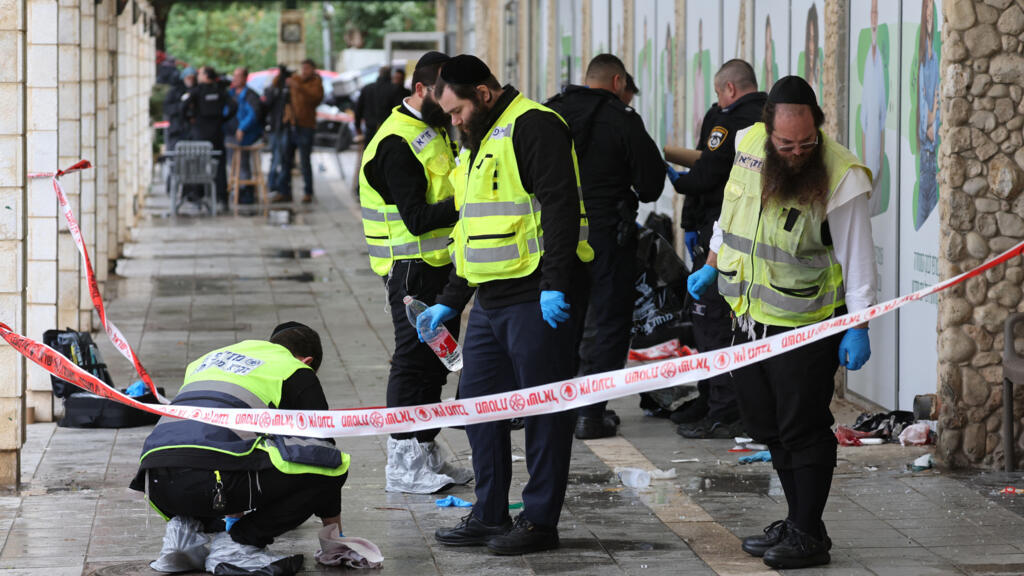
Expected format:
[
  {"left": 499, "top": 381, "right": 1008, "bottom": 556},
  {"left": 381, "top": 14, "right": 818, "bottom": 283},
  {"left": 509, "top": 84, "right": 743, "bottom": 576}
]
[
  {"left": 762, "top": 525, "right": 831, "bottom": 569},
  {"left": 741, "top": 519, "right": 791, "bottom": 557},
  {"left": 434, "top": 513, "right": 511, "bottom": 546},
  {"left": 574, "top": 414, "right": 617, "bottom": 439},
  {"left": 486, "top": 514, "right": 559, "bottom": 555}
]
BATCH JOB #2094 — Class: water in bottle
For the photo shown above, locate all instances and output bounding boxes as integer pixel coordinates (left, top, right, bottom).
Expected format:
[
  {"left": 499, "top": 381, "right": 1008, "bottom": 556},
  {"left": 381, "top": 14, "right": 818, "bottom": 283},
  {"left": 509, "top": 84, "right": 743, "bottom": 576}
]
[{"left": 404, "top": 295, "right": 463, "bottom": 372}]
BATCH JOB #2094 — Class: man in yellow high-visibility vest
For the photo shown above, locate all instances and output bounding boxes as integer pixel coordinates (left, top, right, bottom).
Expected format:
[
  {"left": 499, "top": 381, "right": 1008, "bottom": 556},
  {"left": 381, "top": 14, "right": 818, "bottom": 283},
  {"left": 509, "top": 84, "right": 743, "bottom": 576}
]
[
  {"left": 358, "top": 51, "right": 472, "bottom": 494},
  {"left": 689, "top": 76, "right": 876, "bottom": 570},
  {"left": 416, "top": 55, "right": 593, "bottom": 556}
]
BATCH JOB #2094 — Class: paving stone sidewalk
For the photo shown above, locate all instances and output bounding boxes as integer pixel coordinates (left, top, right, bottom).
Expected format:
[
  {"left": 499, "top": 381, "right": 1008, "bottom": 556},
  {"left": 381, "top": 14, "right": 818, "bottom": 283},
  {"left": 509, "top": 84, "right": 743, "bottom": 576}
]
[{"left": 2, "top": 151, "right": 1023, "bottom": 576}]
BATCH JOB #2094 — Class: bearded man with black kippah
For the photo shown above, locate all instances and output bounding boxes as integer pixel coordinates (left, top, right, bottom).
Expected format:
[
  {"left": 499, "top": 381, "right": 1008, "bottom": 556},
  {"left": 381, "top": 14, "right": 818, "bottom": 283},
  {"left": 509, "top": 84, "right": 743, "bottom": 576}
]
[{"left": 687, "top": 76, "right": 877, "bottom": 570}]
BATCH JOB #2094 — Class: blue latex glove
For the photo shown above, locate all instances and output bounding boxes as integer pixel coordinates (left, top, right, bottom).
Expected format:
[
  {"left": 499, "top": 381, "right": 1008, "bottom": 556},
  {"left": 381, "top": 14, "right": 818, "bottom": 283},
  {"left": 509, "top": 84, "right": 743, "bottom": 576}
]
[
  {"left": 416, "top": 304, "right": 457, "bottom": 342},
  {"left": 686, "top": 264, "right": 718, "bottom": 301},
  {"left": 436, "top": 495, "right": 473, "bottom": 508},
  {"left": 684, "top": 231, "right": 699, "bottom": 259},
  {"left": 839, "top": 327, "right": 871, "bottom": 370},
  {"left": 125, "top": 380, "right": 147, "bottom": 397},
  {"left": 738, "top": 450, "right": 772, "bottom": 464},
  {"left": 665, "top": 162, "right": 682, "bottom": 183},
  {"left": 539, "top": 291, "right": 570, "bottom": 328},
  {"left": 224, "top": 516, "right": 239, "bottom": 531}
]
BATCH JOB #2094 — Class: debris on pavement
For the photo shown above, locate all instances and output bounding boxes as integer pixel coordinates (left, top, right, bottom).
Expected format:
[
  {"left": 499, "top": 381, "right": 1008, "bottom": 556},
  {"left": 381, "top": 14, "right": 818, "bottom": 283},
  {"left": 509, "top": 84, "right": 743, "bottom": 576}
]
[
  {"left": 898, "top": 421, "right": 937, "bottom": 446},
  {"left": 911, "top": 453, "right": 934, "bottom": 472},
  {"left": 435, "top": 495, "right": 472, "bottom": 508},
  {"left": 738, "top": 451, "right": 772, "bottom": 464}
]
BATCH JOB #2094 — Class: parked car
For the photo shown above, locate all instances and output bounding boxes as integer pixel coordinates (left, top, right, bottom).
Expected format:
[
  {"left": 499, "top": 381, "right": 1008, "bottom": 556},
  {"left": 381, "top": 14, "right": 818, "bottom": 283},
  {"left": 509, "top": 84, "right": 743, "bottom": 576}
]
[{"left": 245, "top": 68, "right": 355, "bottom": 152}]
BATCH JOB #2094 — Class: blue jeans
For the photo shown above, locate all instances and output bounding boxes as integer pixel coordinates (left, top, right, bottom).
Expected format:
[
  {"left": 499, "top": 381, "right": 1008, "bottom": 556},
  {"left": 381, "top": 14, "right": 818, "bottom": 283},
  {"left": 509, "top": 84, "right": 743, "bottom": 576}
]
[{"left": 277, "top": 125, "right": 314, "bottom": 198}]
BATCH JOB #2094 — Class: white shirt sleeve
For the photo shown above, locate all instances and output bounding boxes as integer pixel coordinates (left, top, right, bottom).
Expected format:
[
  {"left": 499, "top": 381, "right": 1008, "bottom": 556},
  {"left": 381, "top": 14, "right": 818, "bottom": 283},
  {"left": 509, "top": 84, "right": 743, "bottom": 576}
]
[
  {"left": 710, "top": 219, "right": 723, "bottom": 254},
  {"left": 826, "top": 167, "right": 877, "bottom": 313}
]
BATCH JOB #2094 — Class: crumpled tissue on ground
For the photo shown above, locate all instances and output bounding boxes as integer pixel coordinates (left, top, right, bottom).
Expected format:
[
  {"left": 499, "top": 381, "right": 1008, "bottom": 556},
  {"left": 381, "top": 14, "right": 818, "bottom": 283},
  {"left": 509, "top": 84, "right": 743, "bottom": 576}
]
[{"left": 314, "top": 523, "right": 383, "bottom": 569}]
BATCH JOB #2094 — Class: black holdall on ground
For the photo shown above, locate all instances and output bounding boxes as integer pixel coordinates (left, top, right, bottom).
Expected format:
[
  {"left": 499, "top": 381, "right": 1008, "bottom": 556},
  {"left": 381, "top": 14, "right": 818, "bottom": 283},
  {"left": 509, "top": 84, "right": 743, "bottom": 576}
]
[{"left": 42, "top": 328, "right": 162, "bottom": 429}]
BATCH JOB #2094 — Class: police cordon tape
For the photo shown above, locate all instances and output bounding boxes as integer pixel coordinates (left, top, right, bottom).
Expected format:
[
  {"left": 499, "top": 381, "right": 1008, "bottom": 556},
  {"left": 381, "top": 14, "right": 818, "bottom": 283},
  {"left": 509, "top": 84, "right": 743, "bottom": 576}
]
[
  {"left": 27, "top": 162, "right": 168, "bottom": 404},
  {"left": 9, "top": 162, "right": 1024, "bottom": 438}
]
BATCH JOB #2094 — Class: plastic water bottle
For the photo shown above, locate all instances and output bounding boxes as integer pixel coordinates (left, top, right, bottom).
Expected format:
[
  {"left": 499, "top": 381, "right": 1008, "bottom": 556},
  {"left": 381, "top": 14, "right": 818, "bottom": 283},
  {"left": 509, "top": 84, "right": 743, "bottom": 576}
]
[
  {"left": 616, "top": 467, "right": 651, "bottom": 489},
  {"left": 404, "top": 296, "right": 463, "bottom": 372}
]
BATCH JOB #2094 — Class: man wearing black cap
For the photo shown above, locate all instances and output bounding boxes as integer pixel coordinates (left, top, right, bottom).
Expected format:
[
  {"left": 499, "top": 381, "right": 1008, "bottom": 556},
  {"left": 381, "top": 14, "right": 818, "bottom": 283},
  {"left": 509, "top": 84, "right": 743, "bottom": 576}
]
[
  {"left": 130, "top": 322, "right": 349, "bottom": 571},
  {"left": 544, "top": 53, "right": 665, "bottom": 440},
  {"left": 358, "top": 51, "right": 472, "bottom": 494},
  {"left": 415, "top": 54, "right": 593, "bottom": 555},
  {"left": 666, "top": 59, "right": 766, "bottom": 439},
  {"left": 688, "top": 76, "right": 875, "bottom": 569}
]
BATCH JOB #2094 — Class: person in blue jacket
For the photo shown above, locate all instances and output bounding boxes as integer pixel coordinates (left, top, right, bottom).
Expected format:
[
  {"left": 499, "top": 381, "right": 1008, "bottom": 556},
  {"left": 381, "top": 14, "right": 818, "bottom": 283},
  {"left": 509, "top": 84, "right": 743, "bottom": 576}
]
[{"left": 227, "top": 66, "right": 264, "bottom": 205}]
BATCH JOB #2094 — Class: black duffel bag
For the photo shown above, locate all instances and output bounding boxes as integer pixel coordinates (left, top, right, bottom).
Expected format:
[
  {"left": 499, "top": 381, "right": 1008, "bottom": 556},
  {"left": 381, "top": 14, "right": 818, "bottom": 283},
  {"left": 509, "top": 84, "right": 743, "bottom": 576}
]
[{"left": 42, "top": 328, "right": 162, "bottom": 428}]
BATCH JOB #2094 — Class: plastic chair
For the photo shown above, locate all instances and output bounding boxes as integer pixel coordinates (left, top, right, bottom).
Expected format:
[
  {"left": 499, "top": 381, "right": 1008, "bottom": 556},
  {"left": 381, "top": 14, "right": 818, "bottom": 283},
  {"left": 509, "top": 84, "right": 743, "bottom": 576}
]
[
  {"left": 170, "top": 140, "right": 219, "bottom": 216},
  {"left": 226, "top": 141, "right": 267, "bottom": 216}
]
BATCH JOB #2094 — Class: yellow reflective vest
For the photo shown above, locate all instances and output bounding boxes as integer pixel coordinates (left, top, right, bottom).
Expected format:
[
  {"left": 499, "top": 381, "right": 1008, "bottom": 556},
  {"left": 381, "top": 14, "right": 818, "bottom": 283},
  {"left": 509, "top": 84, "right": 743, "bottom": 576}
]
[
  {"left": 716, "top": 123, "right": 866, "bottom": 327},
  {"left": 359, "top": 106, "right": 456, "bottom": 276},
  {"left": 449, "top": 94, "right": 593, "bottom": 285},
  {"left": 141, "top": 340, "right": 350, "bottom": 477}
]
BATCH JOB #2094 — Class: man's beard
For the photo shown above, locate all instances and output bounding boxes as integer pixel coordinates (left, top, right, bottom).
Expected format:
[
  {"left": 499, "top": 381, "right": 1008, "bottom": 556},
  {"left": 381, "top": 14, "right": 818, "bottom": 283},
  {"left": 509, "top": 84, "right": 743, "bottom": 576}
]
[
  {"left": 761, "top": 135, "right": 829, "bottom": 206},
  {"left": 421, "top": 95, "right": 450, "bottom": 129},
  {"left": 460, "top": 101, "right": 494, "bottom": 153}
]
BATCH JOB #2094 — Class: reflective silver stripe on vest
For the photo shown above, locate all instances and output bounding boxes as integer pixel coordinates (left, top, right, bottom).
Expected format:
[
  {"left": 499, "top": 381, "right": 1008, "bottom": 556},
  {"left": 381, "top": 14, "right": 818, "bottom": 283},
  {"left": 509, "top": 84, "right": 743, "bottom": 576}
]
[
  {"left": 181, "top": 379, "right": 268, "bottom": 409},
  {"left": 527, "top": 237, "right": 542, "bottom": 254},
  {"left": 465, "top": 243, "right": 521, "bottom": 263},
  {"left": 367, "top": 237, "right": 448, "bottom": 259},
  {"left": 579, "top": 224, "right": 589, "bottom": 242},
  {"left": 462, "top": 197, "right": 542, "bottom": 218},
  {"left": 721, "top": 232, "right": 754, "bottom": 254},
  {"left": 749, "top": 282, "right": 845, "bottom": 314},
  {"left": 361, "top": 206, "right": 388, "bottom": 222},
  {"left": 718, "top": 277, "right": 748, "bottom": 298},
  {"left": 755, "top": 244, "right": 833, "bottom": 269},
  {"left": 722, "top": 232, "right": 832, "bottom": 269}
]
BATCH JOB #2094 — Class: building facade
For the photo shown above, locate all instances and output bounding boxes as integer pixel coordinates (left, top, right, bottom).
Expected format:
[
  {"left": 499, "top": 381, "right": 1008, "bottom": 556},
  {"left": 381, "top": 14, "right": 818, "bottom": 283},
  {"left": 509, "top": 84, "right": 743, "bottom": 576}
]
[{"left": 437, "top": 0, "right": 1024, "bottom": 470}]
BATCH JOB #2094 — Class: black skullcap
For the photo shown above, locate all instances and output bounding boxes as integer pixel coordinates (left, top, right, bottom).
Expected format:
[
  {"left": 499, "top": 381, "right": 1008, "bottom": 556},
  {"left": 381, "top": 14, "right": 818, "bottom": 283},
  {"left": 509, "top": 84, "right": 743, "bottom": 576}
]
[
  {"left": 767, "top": 75, "right": 817, "bottom": 106},
  {"left": 416, "top": 51, "right": 451, "bottom": 70},
  {"left": 271, "top": 321, "right": 311, "bottom": 338},
  {"left": 440, "top": 54, "right": 492, "bottom": 85}
]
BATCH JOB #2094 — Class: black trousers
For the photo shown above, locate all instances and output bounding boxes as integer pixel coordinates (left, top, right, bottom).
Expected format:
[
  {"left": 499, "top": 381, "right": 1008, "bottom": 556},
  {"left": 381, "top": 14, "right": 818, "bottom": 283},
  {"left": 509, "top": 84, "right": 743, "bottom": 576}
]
[
  {"left": 460, "top": 299, "right": 578, "bottom": 527},
  {"left": 730, "top": 321, "right": 842, "bottom": 470},
  {"left": 576, "top": 226, "right": 636, "bottom": 418},
  {"left": 143, "top": 466, "right": 346, "bottom": 548},
  {"left": 384, "top": 260, "right": 459, "bottom": 442}
]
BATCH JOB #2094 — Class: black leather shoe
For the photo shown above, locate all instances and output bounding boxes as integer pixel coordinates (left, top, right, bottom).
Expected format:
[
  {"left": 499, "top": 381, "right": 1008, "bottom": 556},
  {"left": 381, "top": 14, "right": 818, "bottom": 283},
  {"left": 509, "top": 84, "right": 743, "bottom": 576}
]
[
  {"left": 574, "top": 415, "right": 617, "bottom": 439},
  {"left": 676, "top": 417, "right": 744, "bottom": 439},
  {"left": 487, "top": 514, "right": 559, "bottom": 555},
  {"left": 742, "top": 519, "right": 791, "bottom": 557},
  {"left": 434, "top": 513, "right": 511, "bottom": 546},
  {"left": 762, "top": 525, "right": 831, "bottom": 569}
]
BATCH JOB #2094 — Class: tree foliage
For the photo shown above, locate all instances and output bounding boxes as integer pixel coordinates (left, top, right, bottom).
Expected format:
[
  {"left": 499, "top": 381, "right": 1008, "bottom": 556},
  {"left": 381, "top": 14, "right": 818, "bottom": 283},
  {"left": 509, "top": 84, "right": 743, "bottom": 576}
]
[{"left": 163, "top": 2, "right": 435, "bottom": 74}]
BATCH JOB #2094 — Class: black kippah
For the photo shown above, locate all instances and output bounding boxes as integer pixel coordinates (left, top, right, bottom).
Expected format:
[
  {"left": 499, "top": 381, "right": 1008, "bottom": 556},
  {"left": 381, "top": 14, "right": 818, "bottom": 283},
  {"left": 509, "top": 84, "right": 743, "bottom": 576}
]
[
  {"left": 440, "top": 54, "right": 491, "bottom": 85},
  {"left": 271, "top": 321, "right": 310, "bottom": 337},
  {"left": 416, "top": 51, "right": 450, "bottom": 70},
  {"left": 767, "top": 75, "right": 817, "bottom": 106}
]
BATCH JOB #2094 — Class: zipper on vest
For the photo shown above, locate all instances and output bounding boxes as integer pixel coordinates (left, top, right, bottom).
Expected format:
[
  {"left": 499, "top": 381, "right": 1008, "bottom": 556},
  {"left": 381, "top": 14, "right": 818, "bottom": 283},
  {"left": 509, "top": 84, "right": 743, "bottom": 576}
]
[
  {"left": 747, "top": 203, "right": 765, "bottom": 311},
  {"left": 468, "top": 232, "right": 515, "bottom": 240}
]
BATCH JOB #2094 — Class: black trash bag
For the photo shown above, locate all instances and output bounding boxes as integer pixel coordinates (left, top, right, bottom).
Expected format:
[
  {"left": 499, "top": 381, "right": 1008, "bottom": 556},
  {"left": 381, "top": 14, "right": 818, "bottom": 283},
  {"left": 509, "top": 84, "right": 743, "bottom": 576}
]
[
  {"left": 631, "top": 225, "right": 693, "bottom": 350},
  {"left": 852, "top": 410, "right": 916, "bottom": 440},
  {"left": 631, "top": 224, "right": 698, "bottom": 413},
  {"left": 644, "top": 211, "right": 675, "bottom": 247}
]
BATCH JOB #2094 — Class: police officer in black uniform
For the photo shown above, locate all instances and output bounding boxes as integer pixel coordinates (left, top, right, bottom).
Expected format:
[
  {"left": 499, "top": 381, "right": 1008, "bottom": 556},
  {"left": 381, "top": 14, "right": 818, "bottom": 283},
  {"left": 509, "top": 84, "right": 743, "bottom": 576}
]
[
  {"left": 546, "top": 54, "right": 666, "bottom": 439},
  {"left": 185, "top": 65, "right": 236, "bottom": 205},
  {"left": 667, "top": 59, "right": 766, "bottom": 438}
]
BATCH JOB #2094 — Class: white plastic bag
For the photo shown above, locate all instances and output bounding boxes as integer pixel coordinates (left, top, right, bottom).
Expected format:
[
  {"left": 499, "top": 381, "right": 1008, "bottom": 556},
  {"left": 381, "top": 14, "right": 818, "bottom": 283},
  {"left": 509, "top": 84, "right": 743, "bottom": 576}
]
[
  {"left": 205, "top": 531, "right": 302, "bottom": 575},
  {"left": 150, "top": 516, "right": 209, "bottom": 573},
  {"left": 385, "top": 438, "right": 466, "bottom": 493},
  {"left": 898, "top": 422, "right": 934, "bottom": 446}
]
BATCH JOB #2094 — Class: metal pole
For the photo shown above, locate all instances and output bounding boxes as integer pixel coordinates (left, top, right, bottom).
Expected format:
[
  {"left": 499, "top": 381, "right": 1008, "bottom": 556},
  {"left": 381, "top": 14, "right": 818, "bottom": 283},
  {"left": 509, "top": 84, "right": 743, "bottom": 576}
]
[
  {"left": 1005, "top": 378, "right": 1016, "bottom": 472},
  {"left": 322, "top": 4, "right": 334, "bottom": 71}
]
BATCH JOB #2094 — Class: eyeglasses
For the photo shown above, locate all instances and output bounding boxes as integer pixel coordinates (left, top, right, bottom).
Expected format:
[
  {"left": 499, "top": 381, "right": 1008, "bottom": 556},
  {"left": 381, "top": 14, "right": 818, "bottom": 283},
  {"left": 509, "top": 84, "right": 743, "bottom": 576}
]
[{"left": 772, "top": 135, "right": 819, "bottom": 153}]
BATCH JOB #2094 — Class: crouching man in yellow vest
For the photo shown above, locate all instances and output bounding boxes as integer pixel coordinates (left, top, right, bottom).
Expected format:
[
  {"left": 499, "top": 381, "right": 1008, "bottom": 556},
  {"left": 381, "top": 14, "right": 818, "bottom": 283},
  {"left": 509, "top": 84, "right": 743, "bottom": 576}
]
[
  {"left": 131, "top": 322, "right": 349, "bottom": 573},
  {"left": 358, "top": 51, "right": 472, "bottom": 494},
  {"left": 688, "top": 77, "right": 877, "bottom": 570},
  {"left": 417, "top": 55, "right": 593, "bottom": 556}
]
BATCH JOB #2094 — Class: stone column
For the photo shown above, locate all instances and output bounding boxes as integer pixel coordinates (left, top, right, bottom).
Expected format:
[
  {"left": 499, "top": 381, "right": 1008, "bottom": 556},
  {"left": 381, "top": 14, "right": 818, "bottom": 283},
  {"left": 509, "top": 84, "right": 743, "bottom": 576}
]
[
  {"left": 822, "top": 0, "right": 848, "bottom": 143},
  {"left": 116, "top": 4, "right": 132, "bottom": 249},
  {"left": 79, "top": 0, "right": 96, "bottom": 331},
  {"left": 94, "top": 0, "right": 108, "bottom": 292},
  {"left": 104, "top": 0, "right": 118, "bottom": 273},
  {"left": 25, "top": 0, "right": 59, "bottom": 423},
  {"left": 0, "top": 0, "right": 26, "bottom": 487},
  {"left": 937, "top": 0, "right": 1024, "bottom": 469},
  {"left": 57, "top": 0, "right": 82, "bottom": 336}
]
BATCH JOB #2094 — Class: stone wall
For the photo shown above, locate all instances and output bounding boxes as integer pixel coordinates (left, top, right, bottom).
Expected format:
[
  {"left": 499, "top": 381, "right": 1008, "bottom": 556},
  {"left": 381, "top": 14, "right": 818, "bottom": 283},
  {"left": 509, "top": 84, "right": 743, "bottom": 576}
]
[
  {"left": 0, "top": 0, "right": 155, "bottom": 487},
  {"left": 937, "top": 0, "right": 1024, "bottom": 469}
]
